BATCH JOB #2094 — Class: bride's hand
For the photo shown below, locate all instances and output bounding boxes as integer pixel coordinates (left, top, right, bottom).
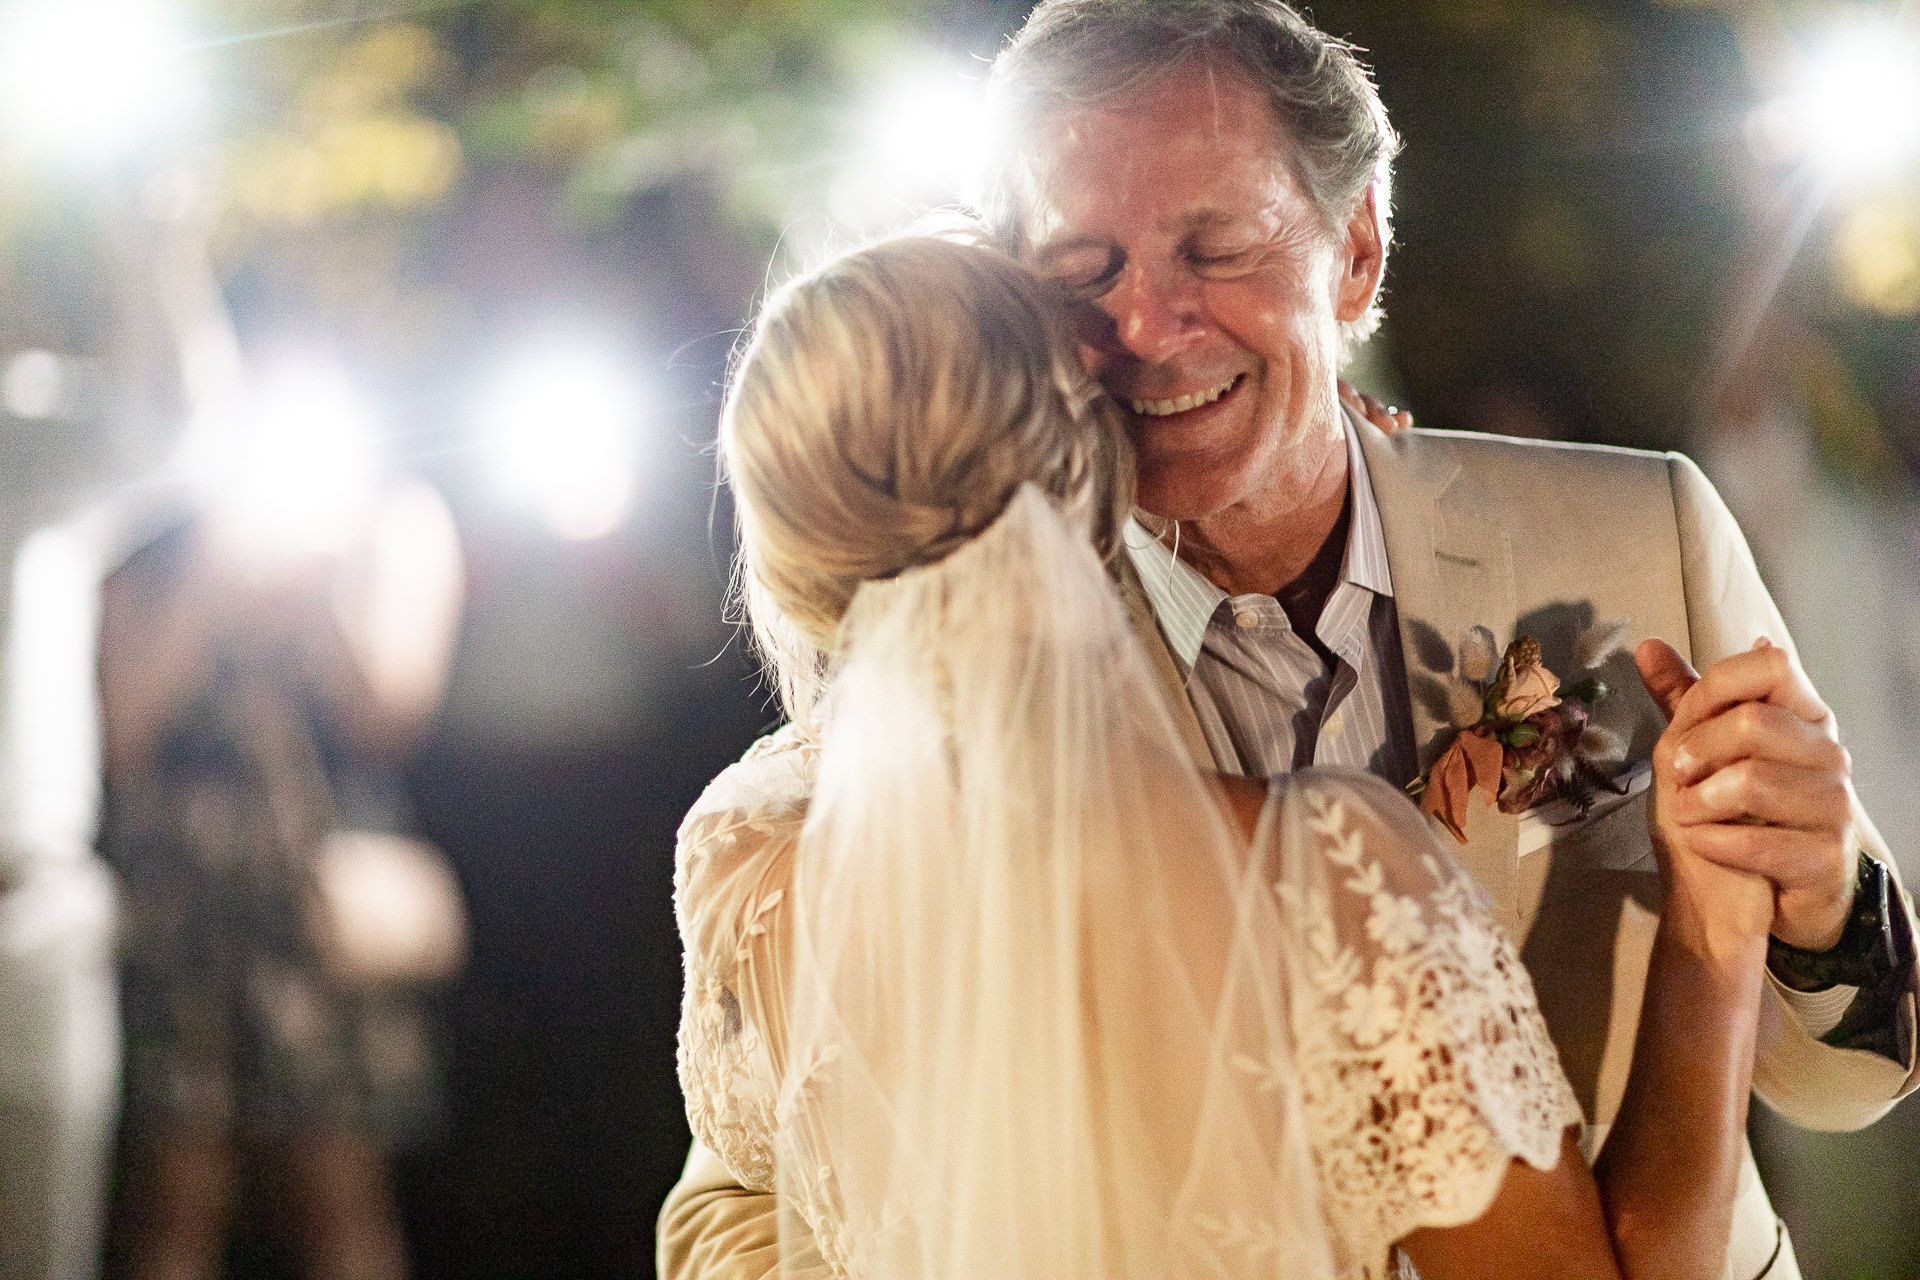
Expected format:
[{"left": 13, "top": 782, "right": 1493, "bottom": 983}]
[
  {"left": 1339, "top": 380, "right": 1413, "bottom": 434},
  {"left": 1638, "top": 640, "right": 1777, "bottom": 963}
]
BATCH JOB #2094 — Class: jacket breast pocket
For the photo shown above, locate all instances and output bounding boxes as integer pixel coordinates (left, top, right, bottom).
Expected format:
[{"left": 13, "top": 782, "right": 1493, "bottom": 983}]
[{"left": 1519, "top": 761, "right": 1656, "bottom": 874}]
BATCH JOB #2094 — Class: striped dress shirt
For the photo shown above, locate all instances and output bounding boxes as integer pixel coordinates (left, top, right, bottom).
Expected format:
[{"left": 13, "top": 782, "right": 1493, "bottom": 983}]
[{"left": 1124, "top": 418, "right": 1418, "bottom": 788}]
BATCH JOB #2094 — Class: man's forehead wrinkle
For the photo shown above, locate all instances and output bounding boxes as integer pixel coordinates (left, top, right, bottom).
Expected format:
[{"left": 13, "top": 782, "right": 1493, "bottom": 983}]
[
  {"left": 1203, "top": 57, "right": 1233, "bottom": 146},
  {"left": 1187, "top": 208, "right": 1246, "bottom": 234},
  {"left": 1015, "top": 68, "right": 1316, "bottom": 255}
]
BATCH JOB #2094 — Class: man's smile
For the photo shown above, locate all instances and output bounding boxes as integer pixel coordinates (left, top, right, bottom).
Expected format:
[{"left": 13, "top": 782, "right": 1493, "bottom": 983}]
[{"left": 1126, "top": 373, "right": 1245, "bottom": 419}]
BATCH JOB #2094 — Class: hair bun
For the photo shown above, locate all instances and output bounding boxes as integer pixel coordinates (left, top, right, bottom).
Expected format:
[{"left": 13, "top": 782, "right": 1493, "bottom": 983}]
[{"left": 722, "top": 234, "right": 1133, "bottom": 720}]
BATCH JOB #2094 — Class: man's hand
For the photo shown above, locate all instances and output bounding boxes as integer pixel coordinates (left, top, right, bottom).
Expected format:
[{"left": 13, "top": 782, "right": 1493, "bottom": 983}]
[
  {"left": 1638, "top": 637, "right": 1857, "bottom": 952},
  {"left": 1339, "top": 380, "right": 1413, "bottom": 434}
]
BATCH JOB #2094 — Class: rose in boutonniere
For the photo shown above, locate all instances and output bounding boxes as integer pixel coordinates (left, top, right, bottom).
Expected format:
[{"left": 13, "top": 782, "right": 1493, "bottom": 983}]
[
  {"left": 1491, "top": 636, "right": 1561, "bottom": 720},
  {"left": 1410, "top": 628, "right": 1631, "bottom": 844}
]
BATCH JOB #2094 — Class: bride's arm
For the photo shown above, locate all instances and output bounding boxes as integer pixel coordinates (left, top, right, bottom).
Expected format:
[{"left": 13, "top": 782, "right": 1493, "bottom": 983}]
[
  {"left": 1588, "top": 882, "right": 1768, "bottom": 1276},
  {"left": 1587, "top": 666, "right": 1776, "bottom": 1276},
  {"left": 1391, "top": 740, "right": 1773, "bottom": 1279},
  {"left": 1398, "top": 886, "right": 1767, "bottom": 1280}
]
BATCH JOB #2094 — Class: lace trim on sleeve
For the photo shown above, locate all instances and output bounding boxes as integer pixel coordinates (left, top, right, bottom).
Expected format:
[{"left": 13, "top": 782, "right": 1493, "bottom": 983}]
[{"left": 1276, "top": 772, "right": 1584, "bottom": 1275}]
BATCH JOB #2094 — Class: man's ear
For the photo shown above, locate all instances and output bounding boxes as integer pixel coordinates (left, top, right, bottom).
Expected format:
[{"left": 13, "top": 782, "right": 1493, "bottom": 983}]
[{"left": 1333, "top": 182, "right": 1389, "bottom": 324}]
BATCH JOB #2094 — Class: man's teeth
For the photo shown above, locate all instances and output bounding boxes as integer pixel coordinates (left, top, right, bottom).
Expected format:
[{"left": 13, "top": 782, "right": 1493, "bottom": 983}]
[{"left": 1129, "top": 377, "right": 1238, "bottom": 417}]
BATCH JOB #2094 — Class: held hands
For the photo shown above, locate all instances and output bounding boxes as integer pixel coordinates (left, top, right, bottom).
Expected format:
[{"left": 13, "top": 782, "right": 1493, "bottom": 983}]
[{"left": 1637, "top": 637, "right": 1858, "bottom": 954}]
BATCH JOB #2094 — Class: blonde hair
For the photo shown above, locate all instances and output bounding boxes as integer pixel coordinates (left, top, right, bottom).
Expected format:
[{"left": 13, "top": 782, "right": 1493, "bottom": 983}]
[{"left": 722, "top": 234, "right": 1133, "bottom": 724}]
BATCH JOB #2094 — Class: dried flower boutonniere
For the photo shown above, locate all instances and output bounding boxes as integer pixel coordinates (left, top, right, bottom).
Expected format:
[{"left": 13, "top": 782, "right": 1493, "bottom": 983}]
[{"left": 1409, "top": 625, "right": 1632, "bottom": 844}]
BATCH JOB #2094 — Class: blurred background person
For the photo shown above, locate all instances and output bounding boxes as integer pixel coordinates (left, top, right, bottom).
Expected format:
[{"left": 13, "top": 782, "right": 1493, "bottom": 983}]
[
  {"left": 96, "top": 474, "right": 464, "bottom": 1280},
  {"left": 96, "top": 462, "right": 463, "bottom": 1280}
]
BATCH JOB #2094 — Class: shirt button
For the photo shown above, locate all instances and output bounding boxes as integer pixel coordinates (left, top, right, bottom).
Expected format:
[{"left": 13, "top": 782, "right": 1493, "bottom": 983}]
[
  {"left": 1235, "top": 610, "right": 1260, "bottom": 630},
  {"left": 1324, "top": 710, "right": 1346, "bottom": 738}
]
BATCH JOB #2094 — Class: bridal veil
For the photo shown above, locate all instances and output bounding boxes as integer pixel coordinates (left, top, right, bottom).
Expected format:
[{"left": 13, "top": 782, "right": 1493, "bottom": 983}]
[{"left": 783, "top": 484, "right": 1333, "bottom": 1277}]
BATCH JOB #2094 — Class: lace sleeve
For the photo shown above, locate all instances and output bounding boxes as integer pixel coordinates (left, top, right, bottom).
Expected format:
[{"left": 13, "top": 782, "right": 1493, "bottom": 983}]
[
  {"left": 1271, "top": 769, "right": 1583, "bottom": 1275},
  {"left": 674, "top": 723, "right": 819, "bottom": 1195}
]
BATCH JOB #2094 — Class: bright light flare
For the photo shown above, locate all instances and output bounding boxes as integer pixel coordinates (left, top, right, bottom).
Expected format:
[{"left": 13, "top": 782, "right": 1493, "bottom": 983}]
[
  {"left": 0, "top": 0, "right": 199, "bottom": 159},
  {"left": 866, "top": 63, "right": 991, "bottom": 195},
  {"left": 190, "top": 364, "right": 383, "bottom": 563},
  {"left": 1771, "top": 19, "right": 1920, "bottom": 180},
  {"left": 478, "top": 350, "right": 640, "bottom": 542},
  {"left": 830, "top": 58, "right": 993, "bottom": 229}
]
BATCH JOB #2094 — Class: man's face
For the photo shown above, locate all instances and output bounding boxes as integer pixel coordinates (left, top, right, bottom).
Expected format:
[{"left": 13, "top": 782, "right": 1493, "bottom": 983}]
[{"left": 1018, "top": 63, "right": 1382, "bottom": 521}]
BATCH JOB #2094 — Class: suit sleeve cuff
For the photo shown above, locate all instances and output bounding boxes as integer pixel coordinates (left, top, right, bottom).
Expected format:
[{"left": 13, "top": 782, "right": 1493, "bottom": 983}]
[{"left": 1773, "top": 981, "right": 1859, "bottom": 1039}]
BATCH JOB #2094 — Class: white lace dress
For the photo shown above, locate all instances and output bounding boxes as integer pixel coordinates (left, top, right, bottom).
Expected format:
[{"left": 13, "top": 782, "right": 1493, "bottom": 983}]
[{"left": 675, "top": 725, "right": 1582, "bottom": 1278}]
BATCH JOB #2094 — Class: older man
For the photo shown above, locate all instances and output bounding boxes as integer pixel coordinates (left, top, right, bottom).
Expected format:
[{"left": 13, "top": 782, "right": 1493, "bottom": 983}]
[{"left": 660, "top": 3, "right": 1919, "bottom": 1277}]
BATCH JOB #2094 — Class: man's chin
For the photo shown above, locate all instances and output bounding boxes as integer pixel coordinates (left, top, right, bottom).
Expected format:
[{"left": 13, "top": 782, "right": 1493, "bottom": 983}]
[{"left": 1131, "top": 459, "right": 1240, "bottom": 525}]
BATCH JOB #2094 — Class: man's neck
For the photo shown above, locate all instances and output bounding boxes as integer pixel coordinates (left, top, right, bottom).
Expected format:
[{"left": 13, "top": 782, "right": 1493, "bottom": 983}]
[{"left": 1169, "top": 421, "right": 1351, "bottom": 602}]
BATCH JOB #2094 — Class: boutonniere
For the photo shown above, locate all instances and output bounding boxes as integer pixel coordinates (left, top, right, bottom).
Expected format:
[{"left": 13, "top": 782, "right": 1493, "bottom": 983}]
[{"left": 1408, "top": 624, "right": 1632, "bottom": 844}]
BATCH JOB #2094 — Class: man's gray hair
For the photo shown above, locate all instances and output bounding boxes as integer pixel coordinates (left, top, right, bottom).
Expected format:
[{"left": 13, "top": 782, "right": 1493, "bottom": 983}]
[{"left": 981, "top": 0, "right": 1402, "bottom": 345}]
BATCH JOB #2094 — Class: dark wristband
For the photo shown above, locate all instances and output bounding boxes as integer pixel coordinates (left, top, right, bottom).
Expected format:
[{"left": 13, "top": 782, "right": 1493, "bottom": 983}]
[{"left": 1767, "top": 853, "right": 1897, "bottom": 992}]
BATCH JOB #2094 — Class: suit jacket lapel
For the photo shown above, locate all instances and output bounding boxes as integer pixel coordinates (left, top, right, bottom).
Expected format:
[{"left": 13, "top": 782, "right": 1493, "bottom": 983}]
[{"left": 1359, "top": 419, "right": 1527, "bottom": 931}]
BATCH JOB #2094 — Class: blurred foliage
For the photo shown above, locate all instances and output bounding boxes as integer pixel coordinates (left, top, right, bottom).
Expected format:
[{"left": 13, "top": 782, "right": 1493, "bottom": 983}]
[
  {"left": 0, "top": 0, "right": 985, "bottom": 385},
  {"left": 192, "top": 0, "right": 970, "bottom": 246},
  {"left": 221, "top": 22, "right": 462, "bottom": 226},
  {"left": 454, "top": 0, "right": 953, "bottom": 230}
]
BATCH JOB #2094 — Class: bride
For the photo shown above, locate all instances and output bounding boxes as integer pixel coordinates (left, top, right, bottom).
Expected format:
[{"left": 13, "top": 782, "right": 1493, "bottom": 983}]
[{"left": 676, "top": 233, "right": 1772, "bottom": 1279}]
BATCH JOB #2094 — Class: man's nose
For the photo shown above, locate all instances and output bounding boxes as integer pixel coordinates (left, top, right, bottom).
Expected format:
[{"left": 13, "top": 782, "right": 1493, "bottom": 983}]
[{"left": 1100, "top": 265, "right": 1205, "bottom": 365}]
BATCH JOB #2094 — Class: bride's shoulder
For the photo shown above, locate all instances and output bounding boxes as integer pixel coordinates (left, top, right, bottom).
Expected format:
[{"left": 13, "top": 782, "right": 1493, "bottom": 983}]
[
  {"left": 678, "top": 720, "right": 812, "bottom": 885},
  {"left": 1274, "top": 767, "right": 1497, "bottom": 948},
  {"left": 1281, "top": 770, "right": 1447, "bottom": 862},
  {"left": 678, "top": 722, "right": 820, "bottom": 851},
  {"left": 675, "top": 722, "right": 820, "bottom": 956}
]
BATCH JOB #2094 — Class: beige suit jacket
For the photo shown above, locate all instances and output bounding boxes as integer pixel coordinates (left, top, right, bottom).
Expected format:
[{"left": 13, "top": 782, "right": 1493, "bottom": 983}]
[{"left": 659, "top": 424, "right": 1919, "bottom": 1280}]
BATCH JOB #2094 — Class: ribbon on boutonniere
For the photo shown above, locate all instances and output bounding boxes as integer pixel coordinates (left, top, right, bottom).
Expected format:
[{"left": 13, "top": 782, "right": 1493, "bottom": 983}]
[{"left": 1409, "top": 625, "right": 1633, "bottom": 844}]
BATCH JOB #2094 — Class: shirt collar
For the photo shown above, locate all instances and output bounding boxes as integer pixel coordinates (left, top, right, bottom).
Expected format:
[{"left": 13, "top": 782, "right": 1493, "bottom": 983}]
[{"left": 1123, "top": 406, "right": 1394, "bottom": 669}]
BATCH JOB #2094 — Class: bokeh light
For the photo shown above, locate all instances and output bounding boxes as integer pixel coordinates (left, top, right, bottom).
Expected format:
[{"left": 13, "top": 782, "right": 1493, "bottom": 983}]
[
  {"left": 1777, "top": 16, "right": 1920, "bottom": 181},
  {"left": 867, "top": 61, "right": 990, "bottom": 194},
  {"left": 186, "top": 362, "right": 384, "bottom": 562},
  {"left": 830, "top": 56, "right": 991, "bottom": 229},
  {"left": 0, "top": 0, "right": 199, "bottom": 160},
  {"left": 6, "top": 525, "right": 102, "bottom": 859},
  {"left": 1832, "top": 199, "right": 1920, "bottom": 317},
  {"left": 477, "top": 349, "right": 641, "bottom": 542}
]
